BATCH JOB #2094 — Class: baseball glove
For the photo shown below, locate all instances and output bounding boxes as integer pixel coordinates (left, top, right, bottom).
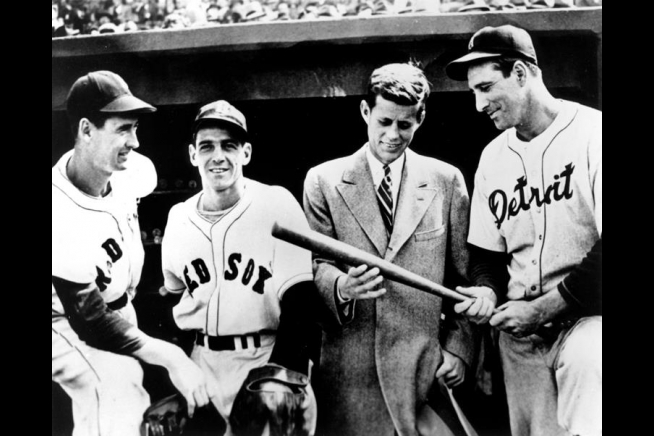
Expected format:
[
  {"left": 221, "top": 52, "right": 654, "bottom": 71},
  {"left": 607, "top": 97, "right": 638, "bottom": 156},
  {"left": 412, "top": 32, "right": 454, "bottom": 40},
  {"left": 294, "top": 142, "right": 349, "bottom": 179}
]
[
  {"left": 229, "top": 364, "right": 317, "bottom": 436},
  {"left": 141, "top": 393, "right": 188, "bottom": 436}
]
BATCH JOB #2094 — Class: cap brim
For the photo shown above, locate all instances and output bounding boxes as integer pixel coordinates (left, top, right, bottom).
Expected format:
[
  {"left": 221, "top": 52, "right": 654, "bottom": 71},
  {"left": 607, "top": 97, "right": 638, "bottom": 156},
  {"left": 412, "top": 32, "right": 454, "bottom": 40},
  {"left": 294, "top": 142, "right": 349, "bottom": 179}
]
[
  {"left": 194, "top": 117, "right": 248, "bottom": 140},
  {"left": 445, "top": 52, "right": 503, "bottom": 81},
  {"left": 100, "top": 95, "right": 157, "bottom": 114}
]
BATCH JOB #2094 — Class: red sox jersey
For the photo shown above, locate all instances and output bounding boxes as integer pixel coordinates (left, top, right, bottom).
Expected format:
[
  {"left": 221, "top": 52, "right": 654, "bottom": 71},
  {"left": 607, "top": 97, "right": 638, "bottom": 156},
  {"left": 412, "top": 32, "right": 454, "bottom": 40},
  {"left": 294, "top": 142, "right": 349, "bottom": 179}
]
[
  {"left": 162, "top": 179, "right": 313, "bottom": 336},
  {"left": 469, "top": 100, "right": 602, "bottom": 301},
  {"left": 52, "top": 150, "right": 157, "bottom": 319}
]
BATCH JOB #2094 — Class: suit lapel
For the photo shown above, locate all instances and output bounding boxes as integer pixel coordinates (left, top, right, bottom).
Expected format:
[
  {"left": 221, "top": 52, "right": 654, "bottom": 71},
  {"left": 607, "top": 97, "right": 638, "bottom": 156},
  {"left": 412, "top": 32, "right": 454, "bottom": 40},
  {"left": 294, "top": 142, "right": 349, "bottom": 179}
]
[
  {"left": 387, "top": 150, "right": 437, "bottom": 261},
  {"left": 336, "top": 147, "right": 388, "bottom": 257}
]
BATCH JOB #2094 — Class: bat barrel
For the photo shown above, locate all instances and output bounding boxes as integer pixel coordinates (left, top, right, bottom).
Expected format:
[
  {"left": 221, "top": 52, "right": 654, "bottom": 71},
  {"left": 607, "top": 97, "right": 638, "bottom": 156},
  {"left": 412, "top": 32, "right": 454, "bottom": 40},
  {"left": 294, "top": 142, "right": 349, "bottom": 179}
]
[{"left": 272, "top": 222, "right": 468, "bottom": 303}]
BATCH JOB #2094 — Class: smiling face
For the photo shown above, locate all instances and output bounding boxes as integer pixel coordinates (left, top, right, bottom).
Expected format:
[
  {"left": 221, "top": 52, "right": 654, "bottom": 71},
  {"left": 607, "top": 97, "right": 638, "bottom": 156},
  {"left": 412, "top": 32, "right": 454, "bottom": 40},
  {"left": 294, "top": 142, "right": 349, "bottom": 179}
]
[
  {"left": 361, "top": 95, "right": 424, "bottom": 165},
  {"left": 468, "top": 60, "right": 527, "bottom": 131},
  {"left": 85, "top": 115, "right": 141, "bottom": 176},
  {"left": 190, "top": 124, "right": 251, "bottom": 201}
]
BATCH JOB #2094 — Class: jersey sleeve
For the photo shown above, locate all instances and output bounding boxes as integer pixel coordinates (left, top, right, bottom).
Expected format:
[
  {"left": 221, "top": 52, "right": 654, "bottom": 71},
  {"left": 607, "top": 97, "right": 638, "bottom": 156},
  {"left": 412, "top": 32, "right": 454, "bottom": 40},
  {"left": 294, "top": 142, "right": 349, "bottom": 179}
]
[
  {"left": 52, "top": 200, "right": 98, "bottom": 285},
  {"left": 468, "top": 166, "right": 507, "bottom": 253},
  {"left": 161, "top": 205, "right": 187, "bottom": 294},
  {"left": 51, "top": 278, "right": 148, "bottom": 354},
  {"left": 272, "top": 188, "right": 314, "bottom": 299},
  {"left": 111, "top": 151, "right": 158, "bottom": 199},
  {"left": 557, "top": 235, "right": 602, "bottom": 316}
]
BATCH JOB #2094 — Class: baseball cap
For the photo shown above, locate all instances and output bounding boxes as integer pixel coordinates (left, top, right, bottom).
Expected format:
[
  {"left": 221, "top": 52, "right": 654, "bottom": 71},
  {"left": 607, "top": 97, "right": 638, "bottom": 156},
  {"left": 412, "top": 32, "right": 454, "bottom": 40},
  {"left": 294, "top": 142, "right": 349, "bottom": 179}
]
[
  {"left": 445, "top": 25, "right": 538, "bottom": 81},
  {"left": 193, "top": 100, "right": 248, "bottom": 140},
  {"left": 66, "top": 71, "right": 156, "bottom": 118}
]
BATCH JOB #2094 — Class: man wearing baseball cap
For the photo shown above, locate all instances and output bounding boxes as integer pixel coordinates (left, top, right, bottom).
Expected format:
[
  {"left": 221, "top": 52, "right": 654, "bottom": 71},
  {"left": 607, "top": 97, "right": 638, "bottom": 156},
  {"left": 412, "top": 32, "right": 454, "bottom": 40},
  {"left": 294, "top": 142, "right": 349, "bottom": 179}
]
[
  {"left": 446, "top": 26, "right": 602, "bottom": 436},
  {"left": 52, "top": 71, "right": 216, "bottom": 436},
  {"left": 160, "top": 100, "right": 320, "bottom": 435}
]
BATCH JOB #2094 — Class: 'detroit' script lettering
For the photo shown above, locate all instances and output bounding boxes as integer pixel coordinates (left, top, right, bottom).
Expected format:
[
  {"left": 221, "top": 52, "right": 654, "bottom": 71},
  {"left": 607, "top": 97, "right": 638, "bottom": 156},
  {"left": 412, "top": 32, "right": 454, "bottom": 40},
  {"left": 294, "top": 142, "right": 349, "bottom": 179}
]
[{"left": 489, "top": 163, "right": 575, "bottom": 229}]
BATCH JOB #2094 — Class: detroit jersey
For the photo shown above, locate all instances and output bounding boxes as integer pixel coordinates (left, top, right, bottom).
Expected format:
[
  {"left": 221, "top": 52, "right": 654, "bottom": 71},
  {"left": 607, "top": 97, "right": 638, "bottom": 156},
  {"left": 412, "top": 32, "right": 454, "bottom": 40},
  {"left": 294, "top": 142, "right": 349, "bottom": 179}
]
[
  {"left": 162, "top": 179, "right": 313, "bottom": 336},
  {"left": 469, "top": 100, "right": 602, "bottom": 301},
  {"left": 52, "top": 150, "right": 157, "bottom": 318}
]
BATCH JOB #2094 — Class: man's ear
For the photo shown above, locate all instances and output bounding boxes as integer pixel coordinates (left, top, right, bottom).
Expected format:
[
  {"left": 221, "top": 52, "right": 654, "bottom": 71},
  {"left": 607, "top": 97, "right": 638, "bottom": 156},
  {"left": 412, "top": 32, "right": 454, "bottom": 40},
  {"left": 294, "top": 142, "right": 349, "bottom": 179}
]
[
  {"left": 360, "top": 100, "right": 371, "bottom": 125},
  {"left": 79, "top": 118, "right": 93, "bottom": 141},
  {"left": 188, "top": 143, "right": 199, "bottom": 167},
  {"left": 242, "top": 142, "right": 253, "bottom": 166},
  {"left": 513, "top": 61, "right": 529, "bottom": 85},
  {"left": 417, "top": 107, "right": 426, "bottom": 126}
]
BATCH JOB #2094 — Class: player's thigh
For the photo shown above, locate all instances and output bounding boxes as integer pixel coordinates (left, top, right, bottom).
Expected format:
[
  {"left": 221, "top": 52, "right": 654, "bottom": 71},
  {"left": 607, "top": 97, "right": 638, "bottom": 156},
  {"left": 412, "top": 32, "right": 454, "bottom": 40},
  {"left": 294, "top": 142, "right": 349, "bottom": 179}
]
[
  {"left": 555, "top": 316, "right": 602, "bottom": 373},
  {"left": 52, "top": 325, "right": 100, "bottom": 390},
  {"left": 191, "top": 343, "right": 273, "bottom": 418},
  {"left": 554, "top": 317, "right": 602, "bottom": 435},
  {"left": 52, "top": 324, "right": 149, "bottom": 414}
]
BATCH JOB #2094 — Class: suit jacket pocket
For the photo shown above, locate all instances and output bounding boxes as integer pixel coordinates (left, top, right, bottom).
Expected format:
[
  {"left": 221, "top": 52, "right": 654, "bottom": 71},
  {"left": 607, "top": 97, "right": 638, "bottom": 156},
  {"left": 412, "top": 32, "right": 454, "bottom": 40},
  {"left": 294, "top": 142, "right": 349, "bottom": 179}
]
[{"left": 414, "top": 226, "right": 445, "bottom": 242}]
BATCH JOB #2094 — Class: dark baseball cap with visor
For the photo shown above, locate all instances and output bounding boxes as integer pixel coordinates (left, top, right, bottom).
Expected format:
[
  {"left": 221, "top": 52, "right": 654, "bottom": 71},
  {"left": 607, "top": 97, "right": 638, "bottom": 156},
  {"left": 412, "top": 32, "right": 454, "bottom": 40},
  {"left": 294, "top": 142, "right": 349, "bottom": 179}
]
[
  {"left": 66, "top": 71, "right": 157, "bottom": 118},
  {"left": 446, "top": 25, "right": 538, "bottom": 81},
  {"left": 192, "top": 100, "right": 249, "bottom": 142}
]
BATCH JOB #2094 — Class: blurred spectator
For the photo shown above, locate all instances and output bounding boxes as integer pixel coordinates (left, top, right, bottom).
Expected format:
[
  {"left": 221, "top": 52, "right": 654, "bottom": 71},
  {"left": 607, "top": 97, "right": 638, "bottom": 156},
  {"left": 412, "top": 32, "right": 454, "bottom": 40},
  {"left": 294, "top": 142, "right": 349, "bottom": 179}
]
[
  {"left": 527, "top": 0, "right": 555, "bottom": 8},
  {"left": 63, "top": 5, "right": 88, "bottom": 35},
  {"left": 286, "top": 0, "right": 303, "bottom": 18},
  {"left": 242, "top": 1, "right": 268, "bottom": 21},
  {"left": 458, "top": 0, "right": 491, "bottom": 12},
  {"left": 355, "top": 0, "right": 373, "bottom": 16},
  {"left": 487, "top": 0, "right": 517, "bottom": 10},
  {"left": 53, "top": 1, "right": 68, "bottom": 37},
  {"left": 317, "top": 1, "right": 343, "bottom": 18},
  {"left": 163, "top": 9, "right": 191, "bottom": 27},
  {"left": 114, "top": 1, "right": 154, "bottom": 28},
  {"left": 206, "top": 0, "right": 232, "bottom": 22},
  {"left": 179, "top": 0, "right": 209, "bottom": 25},
  {"left": 98, "top": 21, "right": 120, "bottom": 32},
  {"left": 276, "top": 1, "right": 292, "bottom": 19},
  {"left": 122, "top": 19, "right": 141, "bottom": 31}
]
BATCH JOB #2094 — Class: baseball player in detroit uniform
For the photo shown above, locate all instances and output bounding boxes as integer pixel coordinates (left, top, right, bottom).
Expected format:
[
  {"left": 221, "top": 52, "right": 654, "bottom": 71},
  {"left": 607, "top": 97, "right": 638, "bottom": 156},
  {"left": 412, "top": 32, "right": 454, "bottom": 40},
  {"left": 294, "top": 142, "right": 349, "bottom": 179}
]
[
  {"left": 161, "top": 100, "right": 317, "bottom": 433},
  {"left": 446, "top": 26, "right": 602, "bottom": 436},
  {"left": 52, "top": 71, "right": 214, "bottom": 436}
]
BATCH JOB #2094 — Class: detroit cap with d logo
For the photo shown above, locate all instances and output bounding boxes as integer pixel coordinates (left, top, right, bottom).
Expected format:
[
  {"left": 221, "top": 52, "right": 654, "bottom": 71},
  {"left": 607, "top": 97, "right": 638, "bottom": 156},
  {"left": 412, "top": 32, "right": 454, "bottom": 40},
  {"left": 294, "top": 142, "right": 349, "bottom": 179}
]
[
  {"left": 446, "top": 25, "right": 538, "bottom": 81},
  {"left": 193, "top": 100, "right": 248, "bottom": 141},
  {"left": 66, "top": 70, "right": 156, "bottom": 118}
]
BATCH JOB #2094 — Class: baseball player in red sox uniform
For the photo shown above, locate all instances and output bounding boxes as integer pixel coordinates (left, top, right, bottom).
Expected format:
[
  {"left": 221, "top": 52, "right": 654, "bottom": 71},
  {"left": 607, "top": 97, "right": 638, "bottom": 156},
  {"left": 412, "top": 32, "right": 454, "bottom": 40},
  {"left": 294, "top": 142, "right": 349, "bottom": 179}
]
[
  {"left": 52, "top": 71, "right": 215, "bottom": 436},
  {"left": 161, "top": 100, "right": 318, "bottom": 434},
  {"left": 446, "top": 26, "right": 602, "bottom": 436}
]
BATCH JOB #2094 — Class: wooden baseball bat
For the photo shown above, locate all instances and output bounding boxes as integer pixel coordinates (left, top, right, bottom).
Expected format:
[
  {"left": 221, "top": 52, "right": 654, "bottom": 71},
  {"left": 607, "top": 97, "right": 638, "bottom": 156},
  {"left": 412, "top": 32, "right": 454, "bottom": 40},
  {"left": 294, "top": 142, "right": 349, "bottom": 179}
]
[{"left": 272, "top": 222, "right": 469, "bottom": 303}]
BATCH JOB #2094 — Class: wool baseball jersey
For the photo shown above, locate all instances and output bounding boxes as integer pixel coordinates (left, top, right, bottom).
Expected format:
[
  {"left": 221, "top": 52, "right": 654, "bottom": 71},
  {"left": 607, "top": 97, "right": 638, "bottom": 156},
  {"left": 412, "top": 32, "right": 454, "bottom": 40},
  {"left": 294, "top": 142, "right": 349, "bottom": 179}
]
[
  {"left": 469, "top": 100, "right": 602, "bottom": 301},
  {"left": 52, "top": 150, "right": 157, "bottom": 319},
  {"left": 162, "top": 179, "right": 313, "bottom": 336}
]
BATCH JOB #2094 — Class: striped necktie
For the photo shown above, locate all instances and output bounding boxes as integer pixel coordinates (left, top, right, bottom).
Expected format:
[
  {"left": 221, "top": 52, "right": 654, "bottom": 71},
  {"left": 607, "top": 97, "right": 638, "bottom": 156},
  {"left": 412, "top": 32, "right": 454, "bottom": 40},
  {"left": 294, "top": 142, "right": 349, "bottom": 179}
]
[{"left": 377, "top": 165, "right": 394, "bottom": 237}]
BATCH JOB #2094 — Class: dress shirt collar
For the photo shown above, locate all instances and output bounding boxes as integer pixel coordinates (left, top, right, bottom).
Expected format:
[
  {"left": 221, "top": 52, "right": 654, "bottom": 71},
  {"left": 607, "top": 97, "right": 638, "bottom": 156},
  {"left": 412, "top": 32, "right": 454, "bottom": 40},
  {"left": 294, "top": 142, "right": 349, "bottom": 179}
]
[{"left": 366, "top": 144, "right": 405, "bottom": 210}]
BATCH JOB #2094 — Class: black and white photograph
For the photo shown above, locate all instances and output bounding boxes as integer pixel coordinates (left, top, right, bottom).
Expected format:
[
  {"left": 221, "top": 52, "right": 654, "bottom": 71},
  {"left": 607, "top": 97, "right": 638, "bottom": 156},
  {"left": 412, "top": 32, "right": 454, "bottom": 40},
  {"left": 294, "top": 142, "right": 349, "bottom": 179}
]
[{"left": 52, "top": 1, "right": 602, "bottom": 435}]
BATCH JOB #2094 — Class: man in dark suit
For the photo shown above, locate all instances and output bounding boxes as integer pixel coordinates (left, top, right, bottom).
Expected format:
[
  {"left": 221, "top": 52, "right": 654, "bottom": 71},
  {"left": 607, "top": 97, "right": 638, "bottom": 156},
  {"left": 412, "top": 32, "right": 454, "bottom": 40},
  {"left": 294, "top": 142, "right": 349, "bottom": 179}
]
[{"left": 303, "top": 62, "right": 476, "bottom": 436}]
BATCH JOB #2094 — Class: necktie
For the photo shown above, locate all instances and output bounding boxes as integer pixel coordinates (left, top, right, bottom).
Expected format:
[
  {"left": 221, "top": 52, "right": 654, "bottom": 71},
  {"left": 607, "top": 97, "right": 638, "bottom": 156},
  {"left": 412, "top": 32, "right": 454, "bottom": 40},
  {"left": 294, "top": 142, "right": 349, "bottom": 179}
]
[{"left": 377, "top": 165, "right": 394, "bottom": 237}]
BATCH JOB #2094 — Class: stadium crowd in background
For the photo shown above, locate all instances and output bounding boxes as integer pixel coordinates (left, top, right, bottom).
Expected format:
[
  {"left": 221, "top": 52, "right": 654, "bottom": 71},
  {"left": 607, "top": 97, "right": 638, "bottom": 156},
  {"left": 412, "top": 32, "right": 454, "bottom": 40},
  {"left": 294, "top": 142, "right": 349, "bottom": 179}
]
[{"left": 53, "top": 0, "right": 603, "bottom": 38}]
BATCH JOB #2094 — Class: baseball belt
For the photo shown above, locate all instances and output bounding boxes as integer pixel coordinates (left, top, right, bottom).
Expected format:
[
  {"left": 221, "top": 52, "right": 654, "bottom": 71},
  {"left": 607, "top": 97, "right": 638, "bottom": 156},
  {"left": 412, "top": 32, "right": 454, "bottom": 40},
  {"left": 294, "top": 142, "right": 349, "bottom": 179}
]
[
  {"left": 107, "top": 292, "right": 128, "bottom": 311},
  {"left": 195, "top": 331, "right": 276, "bottom": 351}
]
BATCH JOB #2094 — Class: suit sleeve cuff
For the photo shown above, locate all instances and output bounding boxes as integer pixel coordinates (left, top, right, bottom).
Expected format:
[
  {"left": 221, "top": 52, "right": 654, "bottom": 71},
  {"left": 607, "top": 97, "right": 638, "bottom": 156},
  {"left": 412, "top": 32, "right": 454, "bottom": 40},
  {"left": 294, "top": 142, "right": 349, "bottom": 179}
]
[{"left": 334, "top": 276, "right": 355, "bottom": 324}]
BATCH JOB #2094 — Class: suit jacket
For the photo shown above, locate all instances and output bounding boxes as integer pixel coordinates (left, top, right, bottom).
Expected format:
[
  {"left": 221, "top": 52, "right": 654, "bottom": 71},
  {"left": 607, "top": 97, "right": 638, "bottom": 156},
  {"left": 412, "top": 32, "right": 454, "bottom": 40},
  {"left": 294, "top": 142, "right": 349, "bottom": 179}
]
[{"left": 303, "top": 146, "right": 476, "bottom": 436}]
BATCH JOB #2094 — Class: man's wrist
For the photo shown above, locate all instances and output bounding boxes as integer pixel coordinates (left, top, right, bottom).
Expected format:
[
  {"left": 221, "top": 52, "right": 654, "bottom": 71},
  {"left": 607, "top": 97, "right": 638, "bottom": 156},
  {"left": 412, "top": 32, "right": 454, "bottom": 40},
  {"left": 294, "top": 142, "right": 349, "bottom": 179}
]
[
  {"left": 529, "top": 290, "right": 569, "bottom": 324},
  {"left": 480, "top": 286, "right": 498, "bottom": 304},
  {"left": 336, "top": 275, "right": 351, "bottom": 302}
]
